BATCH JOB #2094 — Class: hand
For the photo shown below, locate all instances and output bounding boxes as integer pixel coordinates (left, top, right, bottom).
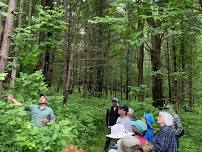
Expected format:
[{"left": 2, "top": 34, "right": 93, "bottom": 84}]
[
  {"left": 41, "top": 118, "right": 50, "bottom": 124},
  {"left": 7, "top": 95, "right": 14, "bottom": 103}
]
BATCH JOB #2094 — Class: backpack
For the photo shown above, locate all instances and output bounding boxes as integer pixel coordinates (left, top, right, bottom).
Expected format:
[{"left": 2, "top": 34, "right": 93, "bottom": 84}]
[
  {"left": 172, "top": 114, "right": 184, "bottom": 137},
  {"left": 177, "top": 128, "right": 185, "bottom": 137}
]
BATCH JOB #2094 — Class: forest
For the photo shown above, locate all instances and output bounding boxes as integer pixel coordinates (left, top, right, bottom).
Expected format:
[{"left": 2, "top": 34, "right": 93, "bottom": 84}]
[{"left": 0, "top": 0, "right": 202, "bottom": 152}]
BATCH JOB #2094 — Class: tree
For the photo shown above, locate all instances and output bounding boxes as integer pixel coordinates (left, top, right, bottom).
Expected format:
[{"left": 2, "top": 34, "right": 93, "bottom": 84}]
[{"left": 0, "top": 0, "right": 16, "bottom": 90}]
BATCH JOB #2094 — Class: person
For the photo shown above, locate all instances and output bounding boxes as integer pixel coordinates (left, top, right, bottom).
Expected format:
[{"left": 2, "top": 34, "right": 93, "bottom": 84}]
[
  {"left": 8, "top": 94, "right": 55, "bottom": 127},
  {"left": 165, "top": 104, "right": 184, "bottom": 150},
  {"left": 103, "top": 97, "right": 120, "bottom": 152},
  {"left": 141, "top": 113, "right": 154, "bottom": 142},
  {"left": 131, "top": 120, "right": 148, "bottom": 145},
  {"left": 106, "top": 124, "right": 133, "bottom": 152},
  {"left": 116, "top": 105, "right": 132, "bottom": 132},
  {"left": 127, "top": 108, "right": 135, "bottom": 120},
  {"left": 152, "top": 111, "right": 177, "bottom": 152},
  {"left": 117, "top": 135, "right": 141, "bottom": 152},
  {"left": 62, "top": 145, "right": 84, "bottom": 152}
]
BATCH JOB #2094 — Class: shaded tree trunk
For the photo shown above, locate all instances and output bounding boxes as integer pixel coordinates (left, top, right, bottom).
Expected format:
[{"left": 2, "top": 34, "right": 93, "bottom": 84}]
[
  {"left": 151, "top": 34, "right": 164, "bottom": 108},
  {"left": 166, "top": 39, "right": 172, "bottom": 103},
  {"left": 18, "top": 0, "right": 23, "bottom": 28},
  {"left": 28, "top": 0, "right": 33, "bottom": 26},
  {"left": 171, "top": 38, "right": 178, "bottom": 104},
  {"left": 63, "top": 1, "right": 72, "bottom": 104},
  {"left": 137, "top": 19, "right": 144, "bottom": 102},
  {"left": 0, "top": 0, "right": 16, "bottom": 90},
  {"left": 0, "top": 0, "right": 3, "bottom": 44},
  {"left": 188, "top": 43, "right": 193, "bottom": 108}
]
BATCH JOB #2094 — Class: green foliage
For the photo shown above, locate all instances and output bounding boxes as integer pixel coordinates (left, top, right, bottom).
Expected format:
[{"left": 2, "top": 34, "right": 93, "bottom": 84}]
[
  {"left": 0, "top": 73, "right": 8, "bottom": 80},
  {"left": 13, "top": 71, "right": 48, "bottom": 102},
  {"left": 12, "top": 6, "right": 65, "bottom": 73},
  {"left": 0, "top": 102, "right": 74, "bottom": 152},
  {"left": 129, "top": 84, "right": 149, "bottom": 98}
]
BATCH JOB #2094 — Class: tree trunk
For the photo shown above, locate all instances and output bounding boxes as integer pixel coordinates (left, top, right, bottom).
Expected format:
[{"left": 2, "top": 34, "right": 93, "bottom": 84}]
[
  {"left": 0, "top": 0, "right": 3, "bottom": 44},
  {"left": 188, "top": 44, "right": 193, "bottom": 108},
  {"left": 166, "top": 39, "right": 172, "bottom": 103},
  {"left": 18, "top": 0, "right": 23, "bottom": 28},
  {"left": 95, "top": 0, "right": 105, "bottom": 97},
  {"left": 28, "top": 0, "right": 33, "bottom": 26},
  {"left": 151, "top": 34, "right": 164, "bottom": 108},
  {"left": 179, "top": 24, "right": 185, "bottom": 106},
  {"left": 125, "top": 41, "right": 130, "bottom": 100},
  {"left": 63, "top": 1, "right": 72, "bottom": 104},
  {"left": 0, "top": 0, "right": 16, "bottom": 90},
  {"left": 171, "top": 38, "right": 178, "bottom": 104},
  {"left": 137, "top": 19, "right": 144, "bottom": 102},
  {"left": 9, "top": 58, "right": 17, "bottom": 90}
]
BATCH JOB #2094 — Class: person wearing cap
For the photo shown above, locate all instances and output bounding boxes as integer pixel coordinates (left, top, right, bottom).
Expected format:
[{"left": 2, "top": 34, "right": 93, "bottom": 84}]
[
  {"left": 141, "top": 113, "right": 154, "bottom": 142},
  {"left": 152, "top": 111, "right": 177, "bottom": 152},
  {"left": 165, "top": 104, "right": 184, "bottom": 151},
  {"left": 131, "top": 120, "right": 148, "bottom": 145},
  {"left": 8, "top": 94, "right": 55, "bottom": 127},
  {"left": 103, "top": 97, "right": 120, "bottom": 152},
  {"left": 116, "top": 105, "right": 132, "bottom": 132},
  {"left": 106, "top": 124, "right": 133, "bottom": 152}
]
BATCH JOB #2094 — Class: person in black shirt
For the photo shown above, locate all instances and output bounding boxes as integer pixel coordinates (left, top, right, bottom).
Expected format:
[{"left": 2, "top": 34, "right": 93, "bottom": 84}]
[{"left": 103, "top": 97, "right": 120, "bottom": 152}]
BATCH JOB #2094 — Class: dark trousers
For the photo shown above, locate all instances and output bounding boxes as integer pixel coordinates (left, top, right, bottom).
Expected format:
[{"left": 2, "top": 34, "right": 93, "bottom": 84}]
[{"left": 103, "top": 127, "right": 111, "bottom": 152}]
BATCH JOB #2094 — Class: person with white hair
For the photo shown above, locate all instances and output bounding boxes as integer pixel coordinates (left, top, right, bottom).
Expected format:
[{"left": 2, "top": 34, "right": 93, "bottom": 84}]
[{"left": 152, "top": 111, "right": 177, "bottom": 152}]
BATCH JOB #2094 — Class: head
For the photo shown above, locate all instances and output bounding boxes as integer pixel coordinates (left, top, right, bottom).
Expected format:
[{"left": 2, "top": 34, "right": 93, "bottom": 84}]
[
  {"left": 141, "top": 113, "right": 154, "bottom": 128},
  {"left": 118, "top": 105, "right": 129, "bottom": 116},
  {"left": 112, "top": 97, "right": 119, "bottom": 107},
  {"left": 131, "top": 120, "right": 147, "bottom": 136},
  {"left": 157, "top": 111, "right": 174, "bottom": 127},
  {"left": 127, "top": 108, "right": 135, "bottom": 120},
  {"left": 117, "top": 135, "right": 141, "bottom": 152},
  {"left": 62, "top": 145, "right": 84, "bottom": 152},
  {"left": 39, "top": 94, "right": 48, "bottom": 105}
]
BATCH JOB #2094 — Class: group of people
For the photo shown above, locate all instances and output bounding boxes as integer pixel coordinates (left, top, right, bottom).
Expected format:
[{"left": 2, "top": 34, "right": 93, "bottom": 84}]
[{"left": 103, "top": 97, "right": 184, "bottom": 152}]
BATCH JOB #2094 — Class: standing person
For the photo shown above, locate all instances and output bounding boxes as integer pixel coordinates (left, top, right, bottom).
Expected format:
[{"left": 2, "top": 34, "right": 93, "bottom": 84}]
[
  {"left": 152, "top": 111, "right": 177, "bottom": 152},
  {"left": 116, "top": 105, "right": 132, "bottom": 132},
  {"left": 141, "top": 113, "right": 154, "bottom": 142},
  {"left": 8, "top": 94, "right": 55, "bottom": 127},
  {"left": 165, "top": 105, "right": 184, "bottom": 151},
  {"left": 103, "top": 97, "right": 120, "bottom": 152}
]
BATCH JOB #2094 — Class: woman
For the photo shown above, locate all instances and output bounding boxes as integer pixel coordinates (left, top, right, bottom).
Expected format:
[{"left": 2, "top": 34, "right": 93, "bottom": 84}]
[{"left": 152, "top": 111, "right": 177, "bottom": 152}]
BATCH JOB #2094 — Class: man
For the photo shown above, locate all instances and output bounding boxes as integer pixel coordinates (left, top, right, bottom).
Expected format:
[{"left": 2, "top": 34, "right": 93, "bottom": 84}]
[
  {"left": 8, "top": 94, "right": 55, "bottom": 127},
  {"left": 103, "top": 97, "right": 120, "bottom": 152}
]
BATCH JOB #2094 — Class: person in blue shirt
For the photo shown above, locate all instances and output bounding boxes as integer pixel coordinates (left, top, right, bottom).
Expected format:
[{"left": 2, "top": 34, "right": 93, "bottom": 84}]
[
  {"left": 8, "top": 94, "right": 55, "bottom": 127},
  {"left": 141, "top": 113, "right": 154, "bottom": 142}
]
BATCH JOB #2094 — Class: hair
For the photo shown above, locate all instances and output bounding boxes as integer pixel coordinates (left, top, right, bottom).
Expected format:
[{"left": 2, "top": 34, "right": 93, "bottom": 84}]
[
  {"left": 124, "top": 145, "right": 144, "bottom": 152},
  {"left": 39, "top": 93, "right": 48, "bottom": 101},
  {"left": 159, "top": 111, "right": 174, "bottom": 126},
  {"left": 62, "top": 145, "right": 84, "bottom": 152}
]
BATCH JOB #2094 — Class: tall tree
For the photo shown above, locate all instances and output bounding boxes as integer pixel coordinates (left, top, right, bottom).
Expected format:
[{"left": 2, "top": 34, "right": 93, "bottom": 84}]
[
  {"left": 18, "top": 0, "right": 24, "bottom": 28},
  {"left": 0, "top": 0, "right": 16, "bottom": 90},
  {"left": 28, "top": 0, "right": 33, "bottom": 26}
]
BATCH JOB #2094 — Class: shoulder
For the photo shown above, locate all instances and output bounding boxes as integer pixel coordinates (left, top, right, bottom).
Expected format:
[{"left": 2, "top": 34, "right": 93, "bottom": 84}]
[{"left": 46, "top": 106, "right": 54, "bottom": 111}]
